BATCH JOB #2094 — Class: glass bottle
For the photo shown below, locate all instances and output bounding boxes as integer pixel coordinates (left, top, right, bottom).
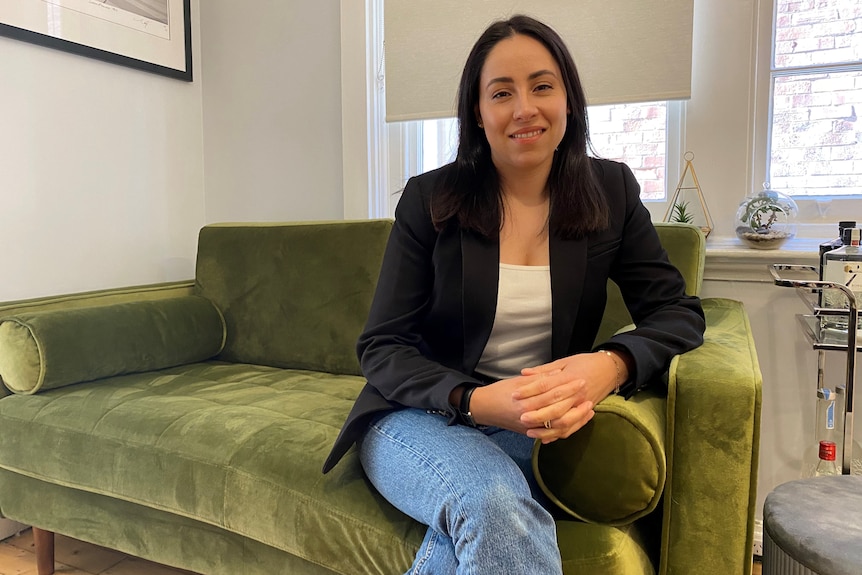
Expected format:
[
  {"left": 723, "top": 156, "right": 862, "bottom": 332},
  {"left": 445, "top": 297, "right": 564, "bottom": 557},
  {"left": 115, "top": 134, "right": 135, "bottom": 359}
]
[
  {"left": 818, "top": 388, "right": 840, "bottom": 441},
  {"left": 821, "top": 227, "right": 862, "bottom": 334},
  {"left": 815, "top": 441, "right": 840, "bottom": 476},
  {"left": 819, "top": 221, "right": 856, "bottom": 280},
  {"left": 803, "top": 386, "right": 846, "bottom": 478},
  {"left": 823, "top": 386, "right": 862, "bottom": 476}
]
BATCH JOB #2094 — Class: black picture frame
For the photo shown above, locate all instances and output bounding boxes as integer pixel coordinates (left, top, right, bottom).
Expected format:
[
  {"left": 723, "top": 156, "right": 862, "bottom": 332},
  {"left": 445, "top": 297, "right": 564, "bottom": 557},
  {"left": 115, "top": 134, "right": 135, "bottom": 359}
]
[{"left": 0, "top": 0, "right": 192, "bottom": 82}]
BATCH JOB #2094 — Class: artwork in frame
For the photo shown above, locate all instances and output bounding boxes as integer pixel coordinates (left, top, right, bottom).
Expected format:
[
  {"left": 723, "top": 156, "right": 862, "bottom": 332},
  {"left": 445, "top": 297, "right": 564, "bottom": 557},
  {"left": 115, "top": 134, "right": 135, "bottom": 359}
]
[{"left": 0, "top": 0, "right": 192, "bottom": 81}]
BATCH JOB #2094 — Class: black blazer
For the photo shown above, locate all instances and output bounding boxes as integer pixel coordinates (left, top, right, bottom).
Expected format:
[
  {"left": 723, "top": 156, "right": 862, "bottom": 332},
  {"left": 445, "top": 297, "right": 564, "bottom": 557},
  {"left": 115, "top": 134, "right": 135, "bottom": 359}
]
[{"left": 322, "top": 158, "right": 704, "bottom": 473}]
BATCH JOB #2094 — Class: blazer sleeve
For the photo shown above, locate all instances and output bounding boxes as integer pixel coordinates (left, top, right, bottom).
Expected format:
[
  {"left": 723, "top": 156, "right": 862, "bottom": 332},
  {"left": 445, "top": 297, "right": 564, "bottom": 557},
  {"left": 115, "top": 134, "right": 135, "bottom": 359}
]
[
  {"left": 600, "top": 161, "right": 706, "bottom": 392},
  {"left": 356, "top": 174, "right": 482, "bottom": 416}
]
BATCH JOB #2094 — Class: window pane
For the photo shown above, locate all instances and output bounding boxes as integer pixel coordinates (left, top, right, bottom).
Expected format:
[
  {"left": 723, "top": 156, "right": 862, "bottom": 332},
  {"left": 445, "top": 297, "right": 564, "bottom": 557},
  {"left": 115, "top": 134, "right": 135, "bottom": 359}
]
[
  {"left": 421, "top": 118, "right": 458, "bottom": 172},
  {"left": 774, "top": 0, "right": 862, "bottom": 69},
  {"left": 769, "top": 71, "right": 862, "bottom": 196},
  {"left": 588, "top": 102, "right": 667, "bottom": 200}
]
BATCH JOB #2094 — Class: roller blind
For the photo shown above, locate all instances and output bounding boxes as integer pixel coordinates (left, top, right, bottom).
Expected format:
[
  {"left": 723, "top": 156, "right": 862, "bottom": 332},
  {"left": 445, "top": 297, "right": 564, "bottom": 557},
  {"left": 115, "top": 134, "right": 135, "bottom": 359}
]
[{"left": 384, "top": 0, "right": 694, "bottom": 121}]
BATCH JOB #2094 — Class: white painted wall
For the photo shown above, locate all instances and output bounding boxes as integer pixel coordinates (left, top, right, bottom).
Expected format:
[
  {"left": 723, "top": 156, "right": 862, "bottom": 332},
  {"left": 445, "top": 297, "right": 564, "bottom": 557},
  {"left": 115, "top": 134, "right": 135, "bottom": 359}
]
[
  {"left": 199, "top": 1, "right": 344, "bottom": 224},
  {"left": 0, "top": 0, "right": 346, "bottom": 297},
  {"left": 0, "top": 0, "right": 205, "bottom": 302},
  {"left": 682, "top": 0, "right": 760, "bottom": 237}
]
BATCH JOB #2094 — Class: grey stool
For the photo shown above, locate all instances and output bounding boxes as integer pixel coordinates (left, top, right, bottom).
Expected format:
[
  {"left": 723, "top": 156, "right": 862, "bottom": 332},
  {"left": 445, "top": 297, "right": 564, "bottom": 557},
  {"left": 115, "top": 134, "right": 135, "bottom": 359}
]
[{"left": 763, "top": 475, "right": 862, "bottom": 575}]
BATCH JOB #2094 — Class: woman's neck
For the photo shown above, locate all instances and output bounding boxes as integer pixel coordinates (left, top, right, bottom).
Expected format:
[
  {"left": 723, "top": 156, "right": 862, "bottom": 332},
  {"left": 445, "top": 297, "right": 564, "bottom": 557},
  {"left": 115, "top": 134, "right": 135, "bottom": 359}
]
[
  {"left": 498, "top": 168, "right": 551, "bottom": 205},
  {"left": 498, "top": 174, "right": 551, "bottom": 266}
]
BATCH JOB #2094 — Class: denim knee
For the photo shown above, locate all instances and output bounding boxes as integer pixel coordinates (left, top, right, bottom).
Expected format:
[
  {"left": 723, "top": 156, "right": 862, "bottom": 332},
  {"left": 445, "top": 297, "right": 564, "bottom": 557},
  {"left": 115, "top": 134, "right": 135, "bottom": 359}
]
[{"left": 464, "top": 475, "right": 554, "bottom": 536}]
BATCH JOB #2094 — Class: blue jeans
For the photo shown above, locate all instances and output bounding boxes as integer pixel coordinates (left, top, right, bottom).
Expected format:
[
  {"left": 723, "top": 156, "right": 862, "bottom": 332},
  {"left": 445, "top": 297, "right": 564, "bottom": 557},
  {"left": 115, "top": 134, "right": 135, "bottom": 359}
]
[{"left": 359, "top": 408, "right": 563, "bottom": 575}]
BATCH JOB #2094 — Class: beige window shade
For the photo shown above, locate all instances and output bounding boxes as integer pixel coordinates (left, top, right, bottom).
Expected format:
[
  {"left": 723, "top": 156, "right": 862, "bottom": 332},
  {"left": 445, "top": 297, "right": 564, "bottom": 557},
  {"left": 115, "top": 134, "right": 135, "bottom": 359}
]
[{"left": 384, "top": 0, "right": 694, "bottom": 122}]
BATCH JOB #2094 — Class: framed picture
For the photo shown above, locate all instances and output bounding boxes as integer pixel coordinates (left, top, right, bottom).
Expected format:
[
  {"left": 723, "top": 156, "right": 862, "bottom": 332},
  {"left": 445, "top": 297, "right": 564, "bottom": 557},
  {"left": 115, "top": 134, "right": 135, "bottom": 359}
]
[{"left": 0, "top": 0, "right": 192, "bottom": 81}]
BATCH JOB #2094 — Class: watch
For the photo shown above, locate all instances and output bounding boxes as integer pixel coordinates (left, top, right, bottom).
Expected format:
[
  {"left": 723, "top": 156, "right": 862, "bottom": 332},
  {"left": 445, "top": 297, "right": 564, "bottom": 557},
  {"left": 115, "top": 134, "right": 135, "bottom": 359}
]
[{"left": 458, "top": 385, "right": 478, "bottom": 427}]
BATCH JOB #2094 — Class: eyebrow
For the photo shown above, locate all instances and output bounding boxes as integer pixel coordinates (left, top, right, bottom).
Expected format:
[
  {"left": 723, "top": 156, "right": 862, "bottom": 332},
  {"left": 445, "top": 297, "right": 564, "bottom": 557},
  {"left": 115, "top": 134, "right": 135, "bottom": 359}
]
[{"left": 485, "top": 69, "right": 558, "bottom": 89}]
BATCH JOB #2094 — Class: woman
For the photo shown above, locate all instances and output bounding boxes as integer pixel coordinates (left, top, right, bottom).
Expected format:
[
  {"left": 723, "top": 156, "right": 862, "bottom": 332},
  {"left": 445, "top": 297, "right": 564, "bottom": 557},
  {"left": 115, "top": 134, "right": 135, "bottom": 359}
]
[{"left": 323, "top": 15, "right": 705, "bottom": 575}]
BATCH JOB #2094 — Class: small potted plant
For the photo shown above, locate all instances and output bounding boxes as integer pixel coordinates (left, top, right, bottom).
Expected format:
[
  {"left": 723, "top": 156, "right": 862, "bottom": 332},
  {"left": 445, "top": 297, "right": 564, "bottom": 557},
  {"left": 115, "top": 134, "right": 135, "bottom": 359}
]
[
  {"left": 670, "top": 200, "right": 695, "bottom": 224},
  {"left": 735, "top": 185, "right": 798, "bottom": 249}
]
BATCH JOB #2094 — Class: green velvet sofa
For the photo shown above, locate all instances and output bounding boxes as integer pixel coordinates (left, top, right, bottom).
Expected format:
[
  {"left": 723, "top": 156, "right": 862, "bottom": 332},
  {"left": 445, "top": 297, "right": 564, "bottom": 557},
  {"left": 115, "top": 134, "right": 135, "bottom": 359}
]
[{"left": 0, "top": 221, "right": 761, "bottom": 575}]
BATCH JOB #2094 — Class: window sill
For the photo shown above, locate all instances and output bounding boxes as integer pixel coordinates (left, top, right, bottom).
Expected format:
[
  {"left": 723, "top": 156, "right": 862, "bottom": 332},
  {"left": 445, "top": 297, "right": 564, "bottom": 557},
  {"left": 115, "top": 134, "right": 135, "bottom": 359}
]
[{"left": 704, "top": 235, "right": 820, "bottom": 283}]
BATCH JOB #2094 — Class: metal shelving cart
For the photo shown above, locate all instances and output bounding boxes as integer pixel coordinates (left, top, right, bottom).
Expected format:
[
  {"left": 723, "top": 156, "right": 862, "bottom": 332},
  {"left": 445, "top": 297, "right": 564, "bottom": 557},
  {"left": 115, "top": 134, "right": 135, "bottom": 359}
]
[{"left": 770, "top": 264, "right": 857, "bottom": 475}]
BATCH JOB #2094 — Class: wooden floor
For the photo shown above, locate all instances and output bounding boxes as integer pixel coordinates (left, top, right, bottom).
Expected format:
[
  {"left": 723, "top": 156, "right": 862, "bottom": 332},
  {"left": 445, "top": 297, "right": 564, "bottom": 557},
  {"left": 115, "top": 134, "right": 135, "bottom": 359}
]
[
  {"left": 0, "top": 529, "right": 196, "bottom": 575},
  {"left": 0, "top": 527, "right": 763, "bottom": 574}
]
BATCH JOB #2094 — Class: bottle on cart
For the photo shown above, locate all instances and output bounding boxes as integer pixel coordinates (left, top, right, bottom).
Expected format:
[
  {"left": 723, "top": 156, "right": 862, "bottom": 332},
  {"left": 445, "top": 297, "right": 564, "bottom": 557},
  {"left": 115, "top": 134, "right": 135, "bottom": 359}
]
[
  {"left": 803, "top": 386, "right": 846, "bottom": 477},
  {"left": 821, "top": 227, "right": 862, "bottom": 333},
  {"left": 819, "top": 221, "right": 857, "bottom": 280},
  {"left": 818, "top": 387, "right": 840, "bottom": 438},
  {"left": 815, "top": 441, "right": 840, "bottom": 476},
  {"left": 820, "top": 385, "right": 862, "bottom": 476}
]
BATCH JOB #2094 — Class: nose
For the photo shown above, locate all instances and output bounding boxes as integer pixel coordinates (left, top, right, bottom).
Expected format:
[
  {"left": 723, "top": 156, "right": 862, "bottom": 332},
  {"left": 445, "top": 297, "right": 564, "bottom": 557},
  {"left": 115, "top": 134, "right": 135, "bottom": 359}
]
[{"left": 513, "top": 93, "right": 538, "bottom": 121}]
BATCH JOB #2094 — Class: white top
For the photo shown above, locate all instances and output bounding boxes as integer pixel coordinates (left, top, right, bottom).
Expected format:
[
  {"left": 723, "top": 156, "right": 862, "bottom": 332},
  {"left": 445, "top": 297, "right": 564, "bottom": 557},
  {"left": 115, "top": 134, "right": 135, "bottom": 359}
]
[{"left": 475, "top": 263, "right": 553, "bottom": 380}]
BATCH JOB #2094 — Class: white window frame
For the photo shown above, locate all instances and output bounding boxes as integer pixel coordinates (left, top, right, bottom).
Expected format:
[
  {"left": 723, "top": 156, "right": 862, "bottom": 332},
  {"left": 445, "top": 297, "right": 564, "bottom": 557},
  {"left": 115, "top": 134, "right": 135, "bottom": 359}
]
[{"left": 751, "top": 0, "right": 862, "bottom": 238}]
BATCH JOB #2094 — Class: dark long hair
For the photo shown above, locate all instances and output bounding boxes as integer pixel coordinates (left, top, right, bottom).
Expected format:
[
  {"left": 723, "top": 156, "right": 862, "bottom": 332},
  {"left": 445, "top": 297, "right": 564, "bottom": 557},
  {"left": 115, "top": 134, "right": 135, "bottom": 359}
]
[{"left": 431, "top": 15, "right": 609, "bottom": 239}]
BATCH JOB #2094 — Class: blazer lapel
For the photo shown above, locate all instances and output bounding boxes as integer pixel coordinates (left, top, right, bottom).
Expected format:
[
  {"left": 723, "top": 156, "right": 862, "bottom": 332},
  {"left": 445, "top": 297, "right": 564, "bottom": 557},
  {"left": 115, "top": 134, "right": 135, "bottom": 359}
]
[
  {"left": 461, "top": 229, "right": 499, "bottom": 372},
  {"left": 550, "top": 235, "right": 588, "bottom": 359}
]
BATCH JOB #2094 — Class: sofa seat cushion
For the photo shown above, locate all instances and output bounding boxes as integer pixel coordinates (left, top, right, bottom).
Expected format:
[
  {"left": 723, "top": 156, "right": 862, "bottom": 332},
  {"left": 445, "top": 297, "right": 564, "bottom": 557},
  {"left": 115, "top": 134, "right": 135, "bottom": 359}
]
[{"left": 0, "top": 361, "right": 424, "bottom": 573}]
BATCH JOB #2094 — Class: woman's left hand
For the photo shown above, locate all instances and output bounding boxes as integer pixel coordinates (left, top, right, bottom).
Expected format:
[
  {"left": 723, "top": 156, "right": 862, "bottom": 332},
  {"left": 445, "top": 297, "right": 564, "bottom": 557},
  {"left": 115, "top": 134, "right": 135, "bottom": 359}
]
[{"left": 514, "top": 351, "right": 630, "bottom": 443}]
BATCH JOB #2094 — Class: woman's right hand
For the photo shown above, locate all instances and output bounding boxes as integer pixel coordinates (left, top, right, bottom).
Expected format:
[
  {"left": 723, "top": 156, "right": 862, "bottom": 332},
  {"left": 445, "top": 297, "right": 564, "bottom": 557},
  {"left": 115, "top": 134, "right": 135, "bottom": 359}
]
[{"left": 468, "top": 374, "right": 594, "bottom": 440}]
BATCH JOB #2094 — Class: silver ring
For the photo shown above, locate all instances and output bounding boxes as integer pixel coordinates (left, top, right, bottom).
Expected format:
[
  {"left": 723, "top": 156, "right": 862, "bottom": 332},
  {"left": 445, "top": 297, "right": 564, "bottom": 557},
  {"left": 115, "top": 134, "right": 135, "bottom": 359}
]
[{"left": 543, "top": 420, "right": 552, "bottom": 429}]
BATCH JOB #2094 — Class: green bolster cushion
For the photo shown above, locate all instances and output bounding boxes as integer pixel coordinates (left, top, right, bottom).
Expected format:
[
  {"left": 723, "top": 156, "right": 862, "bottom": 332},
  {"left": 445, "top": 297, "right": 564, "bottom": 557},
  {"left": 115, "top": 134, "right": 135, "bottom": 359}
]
[
  {"left": 532, "top": 389, "right": 667, "bottom": 526},
  {"left": 0, "top": 296, "right": 226, "bottom": 395}
]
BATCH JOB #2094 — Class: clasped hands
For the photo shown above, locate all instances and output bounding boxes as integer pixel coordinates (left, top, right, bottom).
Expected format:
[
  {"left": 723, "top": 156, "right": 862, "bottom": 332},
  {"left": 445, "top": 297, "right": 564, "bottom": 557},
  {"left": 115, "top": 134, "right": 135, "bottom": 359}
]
[{"left": 469, "top": 351, "right": 624, "bottom": 444}]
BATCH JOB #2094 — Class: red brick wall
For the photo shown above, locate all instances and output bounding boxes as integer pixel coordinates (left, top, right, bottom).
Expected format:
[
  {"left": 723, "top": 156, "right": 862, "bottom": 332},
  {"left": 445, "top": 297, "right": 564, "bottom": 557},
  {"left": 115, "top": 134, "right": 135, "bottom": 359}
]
[
  {"left": 589, "top": 102, "right": 667, "bottom": 200},
  {"left": 770, "top": 0, "right": 862, "bottom": 196}
]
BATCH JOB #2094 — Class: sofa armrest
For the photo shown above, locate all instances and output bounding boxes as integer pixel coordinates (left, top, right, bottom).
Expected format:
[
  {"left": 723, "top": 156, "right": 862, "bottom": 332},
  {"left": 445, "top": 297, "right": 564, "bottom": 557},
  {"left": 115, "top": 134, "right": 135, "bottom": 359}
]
[
  {"left": 0, "top": 296, "right": 226, "bottom": 394},
  {"left": 660, "top": 297, "right": 762, "bottom": 575},
  {"left": 0, "top": 281, "right": 195, "bottom": 400}
]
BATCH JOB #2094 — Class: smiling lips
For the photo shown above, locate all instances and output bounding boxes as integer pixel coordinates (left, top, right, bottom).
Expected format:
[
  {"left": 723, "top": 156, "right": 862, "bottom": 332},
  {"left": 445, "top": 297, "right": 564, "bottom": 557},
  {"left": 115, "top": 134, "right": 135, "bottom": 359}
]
[{"left": 510, "top": 128, "right": 546, "bottom": 140}]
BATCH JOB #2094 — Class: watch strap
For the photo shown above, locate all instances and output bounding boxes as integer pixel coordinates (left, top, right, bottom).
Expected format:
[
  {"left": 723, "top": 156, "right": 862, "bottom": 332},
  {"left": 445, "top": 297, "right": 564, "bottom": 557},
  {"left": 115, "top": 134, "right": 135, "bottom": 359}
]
[{"left": 458, "top": 385, "right": 478, "bottom": 427}]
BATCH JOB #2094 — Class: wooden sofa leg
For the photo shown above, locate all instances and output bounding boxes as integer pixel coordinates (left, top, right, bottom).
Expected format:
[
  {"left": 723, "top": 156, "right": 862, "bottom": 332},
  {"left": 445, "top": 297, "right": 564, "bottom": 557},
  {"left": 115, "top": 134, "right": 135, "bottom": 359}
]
[{"left": 32, "top": 527, "right": 55, "bottom": 575}]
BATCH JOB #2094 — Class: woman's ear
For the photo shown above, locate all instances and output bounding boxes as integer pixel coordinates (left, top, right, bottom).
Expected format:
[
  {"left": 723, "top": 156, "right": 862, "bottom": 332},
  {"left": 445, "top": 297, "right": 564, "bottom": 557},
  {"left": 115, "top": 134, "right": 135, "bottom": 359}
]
[{"left": 475, "top": 106, "right": 483, "bottom": 129}]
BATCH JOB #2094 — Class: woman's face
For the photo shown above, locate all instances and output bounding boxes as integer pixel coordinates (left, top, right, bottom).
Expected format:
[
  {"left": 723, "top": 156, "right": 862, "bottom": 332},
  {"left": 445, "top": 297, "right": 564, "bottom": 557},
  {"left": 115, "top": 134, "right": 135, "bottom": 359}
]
[{"left": 476, "top": 34, "right": 568, "bottom": 178}]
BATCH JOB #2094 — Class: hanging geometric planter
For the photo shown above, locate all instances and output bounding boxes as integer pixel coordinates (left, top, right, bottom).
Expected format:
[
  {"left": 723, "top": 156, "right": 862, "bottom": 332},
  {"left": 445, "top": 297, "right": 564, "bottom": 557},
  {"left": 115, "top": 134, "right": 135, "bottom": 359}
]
[{"left": 663, "top": 151, "right": 714, "bottom": 238}]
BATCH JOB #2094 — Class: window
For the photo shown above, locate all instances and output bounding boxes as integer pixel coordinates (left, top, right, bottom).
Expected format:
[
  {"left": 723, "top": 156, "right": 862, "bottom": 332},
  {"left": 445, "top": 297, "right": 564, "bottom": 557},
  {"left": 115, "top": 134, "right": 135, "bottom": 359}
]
[
  {"left": 367, "top": 0, "right": 684, "bottom": 219},
  {"left": 767, "top": 0, "right": 862, "bottom": 198}
]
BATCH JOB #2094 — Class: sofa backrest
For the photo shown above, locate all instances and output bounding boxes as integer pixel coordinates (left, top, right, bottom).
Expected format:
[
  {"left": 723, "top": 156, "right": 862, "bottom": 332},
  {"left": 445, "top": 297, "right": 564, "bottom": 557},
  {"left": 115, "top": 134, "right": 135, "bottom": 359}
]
[
  {"left": 195, "top": 221, "right": 392, "bottom": 376},
  {"left": 194, "top": 220, "right": 704, "bottom": 377}
]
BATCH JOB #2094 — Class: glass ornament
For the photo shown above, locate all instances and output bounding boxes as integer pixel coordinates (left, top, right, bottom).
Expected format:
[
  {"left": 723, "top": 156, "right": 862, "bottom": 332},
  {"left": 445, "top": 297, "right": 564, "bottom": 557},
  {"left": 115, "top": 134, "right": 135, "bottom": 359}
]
[{"left": 734, "top": 183, "right": 798, "bottom": 249}]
